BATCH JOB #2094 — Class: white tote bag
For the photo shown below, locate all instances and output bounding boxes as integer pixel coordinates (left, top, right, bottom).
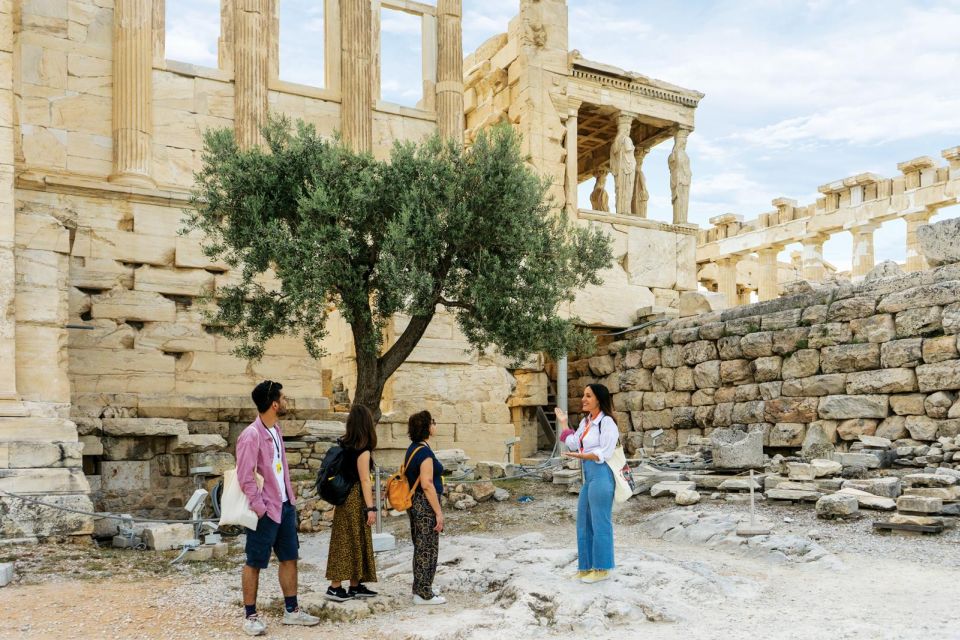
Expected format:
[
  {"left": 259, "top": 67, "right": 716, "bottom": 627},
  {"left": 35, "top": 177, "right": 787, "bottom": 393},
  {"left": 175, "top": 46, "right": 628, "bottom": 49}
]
[
  {"left": 218, "top": 467, "right": 264, "bottom": 530},
  {"left": 606, "top": 444, "right": 636, "bottom": 503}
]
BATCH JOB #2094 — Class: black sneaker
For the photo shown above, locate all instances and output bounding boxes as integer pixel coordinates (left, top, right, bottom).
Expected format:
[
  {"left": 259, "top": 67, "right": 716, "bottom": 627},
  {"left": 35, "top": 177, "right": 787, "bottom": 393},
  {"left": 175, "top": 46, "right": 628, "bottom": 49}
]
[
  {"left": 348, "top": 584, "right": 378, "bottom": 598},
  {"left": 324, "top": 586, "right": 353, "bottom": 602}
]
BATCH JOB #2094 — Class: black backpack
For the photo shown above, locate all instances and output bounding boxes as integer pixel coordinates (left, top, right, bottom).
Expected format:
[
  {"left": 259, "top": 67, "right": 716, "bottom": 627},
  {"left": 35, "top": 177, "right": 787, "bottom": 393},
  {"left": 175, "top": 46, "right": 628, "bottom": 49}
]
[{"left": 316, "top": 444, "right": 354, "bottom": 506}]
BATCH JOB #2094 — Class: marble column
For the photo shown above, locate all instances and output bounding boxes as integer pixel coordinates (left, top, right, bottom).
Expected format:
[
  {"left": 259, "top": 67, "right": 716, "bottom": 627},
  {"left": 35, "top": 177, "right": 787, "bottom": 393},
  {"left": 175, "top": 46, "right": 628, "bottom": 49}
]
[
  {"left": 232, "top": 0, "right": 270, "bottom": 149},
  {"left": 669, "top": 127, "right": 692, "bottom": 224},
  {"left": 564, "top": 102, "right": 580, "bottom": 214},
  {"left": 850, "top": 223, "right": 879, "bottom": 279},
  {"left": 905, "top": 210, "right": 933, "bottom": 272},
  {"left": 436, "top": 0, "right": 463, "bottom": 143},
  {"left": 341, "top": 0, "right": 373, "bottom": 153},
  {"left": 109, "top": 0, "right": 155, "bottom": 187},
  {"left": 738, "top": 288, "right": 753, "bottom": 307},
  {"left": 757, "top": 245, "right": 782, "bottom": 302},
  {"left": 717, "top": 256, "right": 740, "bottom": 308},
  {"left": 631, "top": 146, "right": 649, "bottom": 218},
  {"left": 801, "top": 235, "right": 828, "bottom": 282}
]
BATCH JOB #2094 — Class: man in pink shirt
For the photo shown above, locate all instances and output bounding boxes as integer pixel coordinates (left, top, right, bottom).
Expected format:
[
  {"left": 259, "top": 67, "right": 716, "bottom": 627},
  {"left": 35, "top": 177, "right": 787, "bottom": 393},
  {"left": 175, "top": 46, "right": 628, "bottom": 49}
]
[{"left": 236, "top": 380, "right": 319, "bottom": 636}]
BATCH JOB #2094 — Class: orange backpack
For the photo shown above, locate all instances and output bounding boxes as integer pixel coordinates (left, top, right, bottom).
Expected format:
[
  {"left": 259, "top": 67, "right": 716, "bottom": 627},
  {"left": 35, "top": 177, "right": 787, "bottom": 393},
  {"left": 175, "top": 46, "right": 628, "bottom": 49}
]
[{"left": 386, "top": 445, "right": 425, "bottom": 512}]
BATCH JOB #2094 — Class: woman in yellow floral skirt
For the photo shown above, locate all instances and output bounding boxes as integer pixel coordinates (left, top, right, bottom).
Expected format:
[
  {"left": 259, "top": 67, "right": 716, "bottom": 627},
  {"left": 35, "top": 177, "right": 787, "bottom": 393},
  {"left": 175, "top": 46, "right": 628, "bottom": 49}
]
[{"left": 324, "top": 405, "right": 378, "bottom": 601}]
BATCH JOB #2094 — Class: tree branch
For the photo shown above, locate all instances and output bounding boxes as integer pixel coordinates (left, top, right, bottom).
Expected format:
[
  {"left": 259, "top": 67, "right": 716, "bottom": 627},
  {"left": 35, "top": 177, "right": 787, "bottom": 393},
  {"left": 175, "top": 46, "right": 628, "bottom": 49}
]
[
  {"left": 438, "top": 297, "right": 475, "bottom": 312},
  {"left": 378, "top": 313, "right": 435, "bottom": 384}
]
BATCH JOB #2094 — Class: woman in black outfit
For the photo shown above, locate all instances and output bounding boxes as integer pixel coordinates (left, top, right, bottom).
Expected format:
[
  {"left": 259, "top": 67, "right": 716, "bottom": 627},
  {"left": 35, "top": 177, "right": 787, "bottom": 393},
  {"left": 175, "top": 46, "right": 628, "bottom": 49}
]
[
  {"left": 404, "top": 410, "right": 446, "bottom": 605},
  {"left": 324, "top": 405, "right": 379, "bottom": 601}
]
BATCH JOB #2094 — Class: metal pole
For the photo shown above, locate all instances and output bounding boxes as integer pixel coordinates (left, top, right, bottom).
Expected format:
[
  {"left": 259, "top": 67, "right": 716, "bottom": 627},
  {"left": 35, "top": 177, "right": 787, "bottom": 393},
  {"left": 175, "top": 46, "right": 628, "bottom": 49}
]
[
  {"left": 375, "top": 464, "right": 382, "bottom": 535},
  {"left": 749, "top": 468, "right": 756, "bottom": 527},
  {"left": 557, "top": 355, "right": 568, "bottom": 449}
]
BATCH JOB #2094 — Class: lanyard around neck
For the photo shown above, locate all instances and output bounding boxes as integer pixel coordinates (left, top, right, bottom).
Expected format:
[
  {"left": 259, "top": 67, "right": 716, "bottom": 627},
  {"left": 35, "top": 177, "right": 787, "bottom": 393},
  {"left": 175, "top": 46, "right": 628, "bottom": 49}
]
[{"left": 579, "top": 412, "right": 603, "bottom": 451}]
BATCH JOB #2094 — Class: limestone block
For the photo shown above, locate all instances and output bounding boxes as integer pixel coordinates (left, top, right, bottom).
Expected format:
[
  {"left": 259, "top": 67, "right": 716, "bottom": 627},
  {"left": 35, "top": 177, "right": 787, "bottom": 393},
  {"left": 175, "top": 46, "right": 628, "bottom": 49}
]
[
  {"left": 0, "top": 417, "right": 79, "bottom": 444},
  {"left": 917, "top": 361, "right": 960, "bottom": 391},
  {"left": 167, "top": 434, "right": 227, "bottom": 454},
  {"left": 781, "top": 350, "right": 820, "bottom": 380},
  {"left": 836, "top": 418, "right": 878, "bottom": 441},
  {"left": 693, "top": 361, "right": 720, "bottom": 389},
  {"left": 100, "top": 461, "right": 151, "bottom": 491},
  {"left": 810, "top": 458, "right": 842, "bottom": 477},
  {"left": 79, "top": 435, "right": 103, "bottom": 456},
  {"left": 769, "top": 423, "right": 805, "bottom": 447},
  {"left": 827, "top": 297, "right": 876, "bottom": 322},
  {"left": 16, "top": 325, "right": 71, "bottom": 403},
  {"left": 801, "top": 421, "right": 837, "bottom": 458},
  {"left": 922, "top": 335, "right": 958, "bottom": 364},
  {"left": 772, "top": 328, "right": 810, "bottom": 355},
  {"left": 650, "top": 480, "right": 696, "bottom": 498},
  {"left": 818, "top": 395, "right": 888, "bottom": 420},
  {"left": 842, "top": 477, "right": 901, "bottom": 498},
  {"left": 905, "top": 415, "right": 939, "bottom": 441},
  {"left": 678, "top": 291, "right": 726, "bottom": 317},
  {"left": 651, "top": 367, "right": 675, "bottom": 392},
  {"left": 925, "top": 391, "right": 956, "bottom": 419},
  {"left": 135, "top": 322, "right": 215, "bottom": 354},
  {"left": 641, "top": 348, "right": 661, "bottom": 368},
  {"left": 916, "top": 218, "right": 960, "bottom": 266},
  {"left": 895, "top": 307, "right": 942, "bottom": 338},
  {"left": 710, "top": 428, "right": 763, "bottom": 468},
  {"left": 90, "top": 288, "right": 176, "bottom": 322},
  {"left": 587, "top": 355, "right": 615, "bottom": 377},
  {"left": 889, "top": 394, "right": 927, "bottom": 416},
  {"left": 896, "top": 495, "right": 942, "bottom": 514},
  {"left": 759, "top": 382, "right": 782, "bottom": 400},
  {"left": 831, "top": 452, "right": 881, "bottom": 469},
  {"left": 850, "top": 315, "right": 896, "bottom": 344},
  {"left": 881, "top": 339, "right": 923, "bottom": 369},
  {"left": 940, "top": 418, "right": 960, "bottom": 438},
  {"left": 878, "top": 281, "right": 960, "bottom": 314},
  {"left": 717, "top": 336, "right": 742, "bottom": 360},
  {"left": 764, "top": 397, "right": 817, "bottom": 423},
  {"left": 845, "top": 368, "right": 917, "bottom": 395},
  {"left": 903, "top": 473, "right": 957, "bottom": 488},
  {"left": 787, "top": 462, "right": 815, "bottom": 480},
  {"left": 174, "top": 237, "right": 230, "bottom": 271},
  {"left": 674, "top": 367, "right": 696, "bottom": 391},
  {"left": 101, "top": 418, "right": 188, "bottom": 437},
  {"left": 619, "top": 369, "right": 652, "bottom": 391},
  {"left": 675, "top": 489, "right": 700, "bottom": 506},
  {"left": 719, "top": 360, "right": 753, "bottom": 385},
  {"left": 821, "top": 344, "right": 880, "bottom": 374},
  {"left": 86, "top": 230, "right": 176, "bottom": 266},
  {"left": 816, "top": 494, "right": 858, "bottom": 518},
  {"left": 808, "top": 323, "right": 852, "bottom": 349},
  {"left": 782, "top": 374, "right": 846, "bottom": 397},
  {"left": 747, "top": 356, "right": 778, "bottom": 383},
  {"left": 661, "top": 345, "right": 684, "bottom": 368},
  {"left": 741, "top": 332, "right": 773, "bottom": 358},
  {"left": 101, "top": 437, "right": 167, "bottom": 461},
  {"left": 187, "top": 452, "right": 235, "bottom": 475},
  {"left": 876, "top": 416, "right": 908, "bottom": 440},
  {"left": 683, "top": 341, "right": 718, "bottom": 365},
  {"left": 70, "top": 258, "right": 135, "bottom": 290},
  {"left": 761, "top": 309, "right": 802, "bottom": 331},
  {"left": 5, "top": 440, "right": 75, "bottom": 469},
  {"left": 143, "top": 524, "right": 194, "bottom": 551},
  {"left": 134, "top": 266, "right": 214, "bottom": 297}
]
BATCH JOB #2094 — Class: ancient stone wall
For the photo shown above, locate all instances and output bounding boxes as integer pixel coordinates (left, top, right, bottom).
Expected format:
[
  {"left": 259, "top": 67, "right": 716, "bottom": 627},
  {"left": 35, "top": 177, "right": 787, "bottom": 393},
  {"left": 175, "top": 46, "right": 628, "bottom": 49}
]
[{"left": 562, "top": 262, "right": 960, "bottom": 470}]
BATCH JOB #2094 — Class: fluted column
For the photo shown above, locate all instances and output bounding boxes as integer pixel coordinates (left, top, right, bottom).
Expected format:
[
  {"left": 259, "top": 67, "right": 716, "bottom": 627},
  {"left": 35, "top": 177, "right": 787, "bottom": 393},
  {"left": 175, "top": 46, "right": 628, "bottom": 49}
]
[
  {"left": 850, "top": 223, "right": 879, "bottom": 279},
  {"left": 109, "top": 0, "right": 155, "bottom": 187},
  {"left": 717, "top": 256, "right": 740, "bottom": 308},
  {"left": 905, "top": 210, "right": 933, "bottom": 272},
  {"left": 341, "top": 0, "right": 373, "bottom": 152},
  {"left": 436, "top": 0, "right": 463, "bottom": 143},
  {"left": 757, "top": 245, "right": 782, "bottom": 302},
  {"left": 233, "top": 0, "right": 270, "bottom": 149},
  {"left": 565, "top": 101, "right": 580, "bottom": 214},
  {"left": 801, "top": 234, "right": 828, "bottom": 282},
  {"left": 0, "top": 2, "right": 22, "bottom": 416}
]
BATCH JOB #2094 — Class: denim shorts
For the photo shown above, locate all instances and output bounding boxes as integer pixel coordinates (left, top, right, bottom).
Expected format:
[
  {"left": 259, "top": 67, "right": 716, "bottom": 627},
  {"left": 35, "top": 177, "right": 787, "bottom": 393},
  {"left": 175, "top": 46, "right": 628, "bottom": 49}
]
[{"left": 245, "top": 501, "right": 299, "bottom": 569}]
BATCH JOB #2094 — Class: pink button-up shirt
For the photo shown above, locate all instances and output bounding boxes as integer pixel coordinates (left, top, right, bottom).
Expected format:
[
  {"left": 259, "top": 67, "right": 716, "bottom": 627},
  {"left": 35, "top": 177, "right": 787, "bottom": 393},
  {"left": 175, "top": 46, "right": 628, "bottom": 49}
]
[{"left": 235, "top": 416, "right": 297, "bottom": 524}]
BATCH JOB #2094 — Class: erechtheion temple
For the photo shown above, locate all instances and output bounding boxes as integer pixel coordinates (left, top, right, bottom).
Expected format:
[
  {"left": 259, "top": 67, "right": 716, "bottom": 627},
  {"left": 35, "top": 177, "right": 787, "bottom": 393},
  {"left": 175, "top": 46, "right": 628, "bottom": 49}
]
[{"left": 1, "top": 0, "right": 958, "bottom": 539}]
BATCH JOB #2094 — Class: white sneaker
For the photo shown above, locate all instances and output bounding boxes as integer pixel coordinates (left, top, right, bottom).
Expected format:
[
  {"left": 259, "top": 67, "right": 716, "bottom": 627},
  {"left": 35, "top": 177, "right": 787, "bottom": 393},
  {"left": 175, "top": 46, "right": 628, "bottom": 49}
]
[
  {"left": 282, "top": 608, "right": 320, "bottom": 626},
  {"left": 432, "top": 586, "right": 441, "bottom": 597},
  {"left": 413, "top": 594, "right": 447, "bottom": 605},
  {"left": 242, "top": 615, "right": 266, "bottom": 636}
]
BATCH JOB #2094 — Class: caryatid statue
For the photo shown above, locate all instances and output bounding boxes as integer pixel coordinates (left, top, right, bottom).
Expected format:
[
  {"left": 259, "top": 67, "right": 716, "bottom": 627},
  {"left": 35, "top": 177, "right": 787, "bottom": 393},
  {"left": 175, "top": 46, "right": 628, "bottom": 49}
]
[
  {"left": 631, "top": 145, "right": 650, "bottom": 218},
  {"left": 589, "top": 169, "right": 610, "bottom": 212},
  {"left": 609, "top": 114, "right": 636, "bottom": 214},
  {"left": 669, "top": 127, "right": 692, "bottom": 224}
]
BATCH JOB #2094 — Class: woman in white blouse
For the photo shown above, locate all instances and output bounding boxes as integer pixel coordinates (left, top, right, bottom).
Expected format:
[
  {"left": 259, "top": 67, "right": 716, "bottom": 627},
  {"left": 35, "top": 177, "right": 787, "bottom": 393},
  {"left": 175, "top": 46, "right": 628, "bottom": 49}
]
[{"left": 556, "top": 383, "right": 619, "bottom": 584}]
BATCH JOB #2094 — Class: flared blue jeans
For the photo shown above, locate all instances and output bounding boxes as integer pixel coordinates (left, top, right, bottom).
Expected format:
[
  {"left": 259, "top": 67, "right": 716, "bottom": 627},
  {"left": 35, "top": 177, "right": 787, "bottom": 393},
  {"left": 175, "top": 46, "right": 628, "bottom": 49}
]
[{"left": 576, "top": 459, "right": 615, "bottom": 571}]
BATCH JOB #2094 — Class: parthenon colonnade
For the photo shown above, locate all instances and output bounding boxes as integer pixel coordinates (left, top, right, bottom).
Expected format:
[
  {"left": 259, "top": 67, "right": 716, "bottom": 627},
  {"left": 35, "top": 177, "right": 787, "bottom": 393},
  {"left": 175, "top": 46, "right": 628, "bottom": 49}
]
[{"left": 697, "top": 146, "right": 960, "bottom": 307}]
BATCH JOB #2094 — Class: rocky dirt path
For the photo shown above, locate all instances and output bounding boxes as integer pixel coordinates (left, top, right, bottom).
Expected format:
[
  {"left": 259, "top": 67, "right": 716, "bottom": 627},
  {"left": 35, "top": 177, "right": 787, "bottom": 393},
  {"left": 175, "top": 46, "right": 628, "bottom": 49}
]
[{"left": 1, "top": 481, "right": 957, "bottom": 639}]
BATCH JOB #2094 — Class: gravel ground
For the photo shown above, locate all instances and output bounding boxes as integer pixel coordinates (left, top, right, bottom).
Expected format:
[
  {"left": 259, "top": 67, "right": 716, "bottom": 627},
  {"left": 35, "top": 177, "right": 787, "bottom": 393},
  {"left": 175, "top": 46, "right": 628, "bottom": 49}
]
[{"left": 0, "top": 479, "right": 957, "bottom": 639}]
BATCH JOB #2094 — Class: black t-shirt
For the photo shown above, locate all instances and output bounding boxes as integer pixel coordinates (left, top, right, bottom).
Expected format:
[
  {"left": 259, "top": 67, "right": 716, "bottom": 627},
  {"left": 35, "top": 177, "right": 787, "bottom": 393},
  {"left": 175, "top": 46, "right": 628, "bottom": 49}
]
[
  {"left": 404, "top": 442, "right": 444, "bottom": 496},
  {"left": 340, "top": 446, "right": 373, "bottom": 484}
]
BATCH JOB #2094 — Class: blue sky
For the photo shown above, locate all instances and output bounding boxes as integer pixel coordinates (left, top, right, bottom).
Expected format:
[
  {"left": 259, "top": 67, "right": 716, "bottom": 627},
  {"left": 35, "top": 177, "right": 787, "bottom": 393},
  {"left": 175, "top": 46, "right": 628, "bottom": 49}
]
[{"left": 167, "top": 0, "right": 960, "bottom": 271}]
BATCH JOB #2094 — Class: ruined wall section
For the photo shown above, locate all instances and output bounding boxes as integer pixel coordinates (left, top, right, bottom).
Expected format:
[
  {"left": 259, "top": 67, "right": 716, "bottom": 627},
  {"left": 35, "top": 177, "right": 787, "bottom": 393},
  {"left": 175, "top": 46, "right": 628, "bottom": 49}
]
[{"left": 563, "top": 263, "right": 960, "bottom": 469}]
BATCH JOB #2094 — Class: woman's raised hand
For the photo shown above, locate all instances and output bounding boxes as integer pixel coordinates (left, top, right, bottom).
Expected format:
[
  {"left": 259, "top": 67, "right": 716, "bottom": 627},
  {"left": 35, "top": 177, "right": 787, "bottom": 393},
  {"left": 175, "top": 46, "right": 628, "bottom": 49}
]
[{"left": 554, "top": 407, "right": 568, "bottom": 426}]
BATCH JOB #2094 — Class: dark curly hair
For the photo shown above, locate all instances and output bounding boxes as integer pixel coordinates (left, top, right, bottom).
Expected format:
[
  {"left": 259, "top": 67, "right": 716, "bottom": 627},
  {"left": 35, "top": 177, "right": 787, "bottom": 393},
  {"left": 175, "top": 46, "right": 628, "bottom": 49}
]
[{"left": 407, "top": 410, "right": 433, "bottom": 442}]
